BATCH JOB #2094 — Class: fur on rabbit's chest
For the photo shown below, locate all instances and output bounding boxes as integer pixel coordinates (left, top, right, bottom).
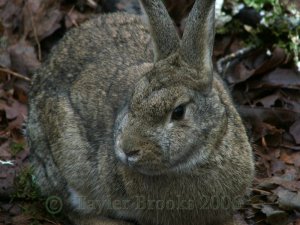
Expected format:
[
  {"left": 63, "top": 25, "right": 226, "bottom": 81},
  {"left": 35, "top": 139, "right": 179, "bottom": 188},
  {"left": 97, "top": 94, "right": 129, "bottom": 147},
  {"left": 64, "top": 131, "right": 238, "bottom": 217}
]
[
  {"left": 108, "top": 173, "right": 236, "bottom": 225},
  {"left": 67, "top": 172, "right": 235, "bottom": 224},
  {"left": 117, "top": 190, "right": 232, "bottom": 225}
]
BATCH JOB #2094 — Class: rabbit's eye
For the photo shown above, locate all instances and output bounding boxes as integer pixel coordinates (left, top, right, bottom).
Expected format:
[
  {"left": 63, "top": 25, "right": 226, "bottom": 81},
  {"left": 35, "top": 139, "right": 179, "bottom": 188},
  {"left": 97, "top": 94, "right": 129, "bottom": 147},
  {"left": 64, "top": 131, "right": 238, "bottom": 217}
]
[{"left": 171, "top": 105, "right": 185, "bottom": 121}]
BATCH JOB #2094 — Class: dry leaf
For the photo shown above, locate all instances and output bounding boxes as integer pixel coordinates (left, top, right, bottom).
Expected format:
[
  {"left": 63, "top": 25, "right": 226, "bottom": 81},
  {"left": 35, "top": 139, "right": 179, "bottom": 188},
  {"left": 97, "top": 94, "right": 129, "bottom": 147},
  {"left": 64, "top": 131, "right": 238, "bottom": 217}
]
[{"left": 8, "top": 40, "right": 40, "bottom": 75}]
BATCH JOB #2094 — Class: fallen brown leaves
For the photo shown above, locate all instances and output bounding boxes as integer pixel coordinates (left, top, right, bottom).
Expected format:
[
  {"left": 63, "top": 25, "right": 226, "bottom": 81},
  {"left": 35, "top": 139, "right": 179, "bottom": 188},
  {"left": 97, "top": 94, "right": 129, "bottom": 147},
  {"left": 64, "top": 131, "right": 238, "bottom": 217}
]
[
  {"left": 0, "top": 76, "right": 28, "bottom": 201},
  {"left": 214, "top": 35, "right": 300, "bottom": 224},
  {"left": 0, "top": 0, "right": 96, "bottom": 77}
]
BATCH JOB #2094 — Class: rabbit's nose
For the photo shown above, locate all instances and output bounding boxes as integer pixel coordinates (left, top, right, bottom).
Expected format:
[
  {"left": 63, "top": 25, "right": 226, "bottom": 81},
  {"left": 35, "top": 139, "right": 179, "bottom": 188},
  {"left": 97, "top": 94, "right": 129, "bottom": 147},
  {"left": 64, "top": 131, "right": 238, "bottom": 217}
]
[
  {"left": 125, "top": 149, "right": 140, "bottom": 158},
  {"left": 120, "top": 135, "right": 144, "bottom": 163},
  {"left": 122, "top": 148, "right": 141, "bottom": 164}
]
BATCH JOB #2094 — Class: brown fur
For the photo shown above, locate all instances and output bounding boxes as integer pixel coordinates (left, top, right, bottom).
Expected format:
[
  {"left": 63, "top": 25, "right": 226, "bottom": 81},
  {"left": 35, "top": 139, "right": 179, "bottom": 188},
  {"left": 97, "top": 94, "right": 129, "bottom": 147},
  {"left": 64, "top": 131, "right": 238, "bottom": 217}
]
[{"left": 27, "top": 0, "right": 254, "bottom": 225}]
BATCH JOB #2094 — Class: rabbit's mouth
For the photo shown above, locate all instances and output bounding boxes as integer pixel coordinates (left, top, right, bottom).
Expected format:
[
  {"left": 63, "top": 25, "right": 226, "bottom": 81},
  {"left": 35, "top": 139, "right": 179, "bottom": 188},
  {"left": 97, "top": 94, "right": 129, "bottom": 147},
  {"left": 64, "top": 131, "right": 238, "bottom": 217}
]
[
  {"left": 116, "top": 149, "right": 171, "bottom": 176},
  {"left": 115, "top": 143, "right": 173, "bottom": 176},
  {"left": 114, "top": 131, "right": 172, "bottom": 175},
  {"left": 131, "top": 166, "right": 171, "bottom": 176}
]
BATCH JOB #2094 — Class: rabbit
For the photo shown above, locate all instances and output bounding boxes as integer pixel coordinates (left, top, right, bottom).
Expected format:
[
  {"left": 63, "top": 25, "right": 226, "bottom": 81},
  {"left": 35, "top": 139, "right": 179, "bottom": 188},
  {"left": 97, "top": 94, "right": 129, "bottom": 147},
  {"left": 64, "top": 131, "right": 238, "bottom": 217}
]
[{"left": 27, "top": 0, "right": 255, "bottom": 224}]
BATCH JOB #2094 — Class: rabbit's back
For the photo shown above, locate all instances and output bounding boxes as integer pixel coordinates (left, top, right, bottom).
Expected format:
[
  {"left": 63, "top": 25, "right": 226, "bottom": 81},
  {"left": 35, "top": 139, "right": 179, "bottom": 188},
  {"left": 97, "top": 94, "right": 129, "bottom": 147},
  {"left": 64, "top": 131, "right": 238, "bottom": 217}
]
[{"left": 31, "top": 13, "right": 152, "bottom": 98}]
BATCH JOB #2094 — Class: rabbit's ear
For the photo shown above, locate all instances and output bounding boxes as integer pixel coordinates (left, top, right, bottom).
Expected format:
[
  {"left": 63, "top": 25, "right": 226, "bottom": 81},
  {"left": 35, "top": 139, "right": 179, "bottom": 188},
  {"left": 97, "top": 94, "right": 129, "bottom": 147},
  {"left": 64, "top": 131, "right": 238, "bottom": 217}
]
[
  {"left": 180, "top": 0, "right": 215, "bottom": 77},
  {"left": 140, "top": 0, "right": 180, "bottom": 62}
]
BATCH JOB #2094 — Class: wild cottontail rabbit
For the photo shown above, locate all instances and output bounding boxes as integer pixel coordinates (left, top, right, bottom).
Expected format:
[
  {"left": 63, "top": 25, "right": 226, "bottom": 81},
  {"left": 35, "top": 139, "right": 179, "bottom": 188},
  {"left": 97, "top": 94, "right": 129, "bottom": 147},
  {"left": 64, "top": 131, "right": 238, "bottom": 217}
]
[{"left": 27, "top": 0, "right": 254, "bottom": 224}]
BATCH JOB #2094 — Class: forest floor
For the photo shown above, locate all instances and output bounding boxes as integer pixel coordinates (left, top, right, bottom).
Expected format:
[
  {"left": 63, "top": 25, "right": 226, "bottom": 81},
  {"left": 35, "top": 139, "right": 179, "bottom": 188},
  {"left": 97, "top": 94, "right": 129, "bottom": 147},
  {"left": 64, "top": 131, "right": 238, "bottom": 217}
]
[{"left": 0, "top": 0, "right": 300, "bottom": 225}]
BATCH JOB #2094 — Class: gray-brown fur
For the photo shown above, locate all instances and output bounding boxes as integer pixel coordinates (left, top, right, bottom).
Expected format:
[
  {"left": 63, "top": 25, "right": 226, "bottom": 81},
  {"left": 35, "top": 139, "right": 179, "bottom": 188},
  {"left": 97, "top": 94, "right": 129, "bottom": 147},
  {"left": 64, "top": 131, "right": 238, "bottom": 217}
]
[{"left": 27, "top": 0, "right": 254, "bottom": 225}]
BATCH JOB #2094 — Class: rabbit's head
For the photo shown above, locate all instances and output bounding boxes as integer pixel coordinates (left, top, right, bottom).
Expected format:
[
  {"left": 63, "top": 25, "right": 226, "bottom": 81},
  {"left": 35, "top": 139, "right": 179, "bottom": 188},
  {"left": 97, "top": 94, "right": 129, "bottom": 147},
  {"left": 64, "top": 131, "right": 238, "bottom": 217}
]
[{"left": 115, "top": 0, "right": 224, "bottom": 175}]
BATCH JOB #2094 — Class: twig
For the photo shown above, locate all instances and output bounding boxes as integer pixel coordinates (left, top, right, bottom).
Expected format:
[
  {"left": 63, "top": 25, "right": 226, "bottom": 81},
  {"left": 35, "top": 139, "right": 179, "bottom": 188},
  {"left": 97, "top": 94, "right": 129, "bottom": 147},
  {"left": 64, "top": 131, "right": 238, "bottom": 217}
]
[
  {"left": 0, "top": 68, "right": 31, "bottom": 81},
  {"left": 280, "top": 144, "right": 300, "bottom": 151},
  {"left": 251, "top": 188, "right": 272, "bottom": 195},
  {"left": 28, "top": 4, "right": 42, "bottom": 61},
  {"left": 216, "top": 45, "right": 257, "bottom": 76},
  {"left": 67, "top": 6, "right": 79, "bottom": 27}
]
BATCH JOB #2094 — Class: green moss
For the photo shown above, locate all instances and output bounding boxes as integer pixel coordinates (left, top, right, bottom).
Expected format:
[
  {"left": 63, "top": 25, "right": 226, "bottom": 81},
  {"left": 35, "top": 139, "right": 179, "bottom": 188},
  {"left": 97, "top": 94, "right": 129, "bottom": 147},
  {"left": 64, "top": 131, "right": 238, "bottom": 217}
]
[
  {"left": 218, "top": 0, "right": 300, "bottom": 68},
  {"left": 12, "top": 166, "right": 41, "bottom": 201},
  {"left": 10, "top": 142, "right": 25, "bottom": 157}
]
